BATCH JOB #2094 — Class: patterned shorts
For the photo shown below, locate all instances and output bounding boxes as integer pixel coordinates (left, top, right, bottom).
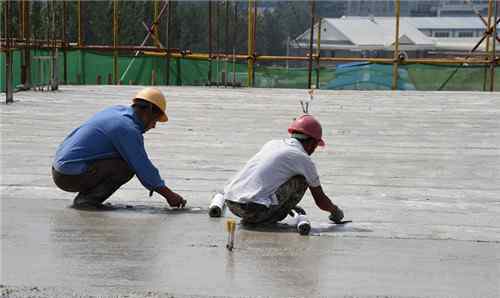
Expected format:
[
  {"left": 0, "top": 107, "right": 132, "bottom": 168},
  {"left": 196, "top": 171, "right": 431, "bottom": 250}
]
[{"left": 226, "top": 175, "right": 308, "bottom": 224}]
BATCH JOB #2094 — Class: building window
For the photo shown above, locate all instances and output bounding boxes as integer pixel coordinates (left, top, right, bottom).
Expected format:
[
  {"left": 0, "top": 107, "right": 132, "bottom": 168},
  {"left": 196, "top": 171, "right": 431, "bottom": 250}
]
[
  {"left": 458, "top": 31, "right": 474, "bottom": 38},
  {"left": 434, "top": 31, "right": 450, "bottom": 38}
]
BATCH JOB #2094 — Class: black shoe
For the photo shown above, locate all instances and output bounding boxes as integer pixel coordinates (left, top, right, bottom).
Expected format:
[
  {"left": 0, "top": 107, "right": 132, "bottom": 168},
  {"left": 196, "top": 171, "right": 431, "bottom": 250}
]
[
  {"left": 71, "top": 202, "right": 115, "bottom": 211},
  {"left": 288, "top": 206, "right": 307, "bottom": 217},
  {"left": 293, "top": 206, "right": 306, "bottom": 215}
]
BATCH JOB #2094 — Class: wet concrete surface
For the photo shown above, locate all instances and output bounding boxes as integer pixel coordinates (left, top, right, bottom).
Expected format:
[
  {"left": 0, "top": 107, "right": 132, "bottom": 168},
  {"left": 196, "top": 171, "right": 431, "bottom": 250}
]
[
  {"left": 2, "top": 86, "right": 500, "bottom": 297},
  {"left": 3, "top": 198, "right": 499, "bottom": 298}
]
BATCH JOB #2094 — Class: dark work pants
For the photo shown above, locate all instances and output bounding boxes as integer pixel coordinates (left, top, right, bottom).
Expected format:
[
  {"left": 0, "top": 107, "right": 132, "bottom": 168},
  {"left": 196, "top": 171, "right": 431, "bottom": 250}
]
[
  {"left": 52, "top": 159, "right": 135, "bottom": 207},
  {"left": 226, "top": 176, "right": 308, "bottom": 224}
]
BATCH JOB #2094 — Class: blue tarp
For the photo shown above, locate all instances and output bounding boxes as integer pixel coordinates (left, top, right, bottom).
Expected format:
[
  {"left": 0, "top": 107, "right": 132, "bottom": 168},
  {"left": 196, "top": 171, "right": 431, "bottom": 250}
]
[{"left": 325, "top": 62, "right": 416, "bottom": 91}]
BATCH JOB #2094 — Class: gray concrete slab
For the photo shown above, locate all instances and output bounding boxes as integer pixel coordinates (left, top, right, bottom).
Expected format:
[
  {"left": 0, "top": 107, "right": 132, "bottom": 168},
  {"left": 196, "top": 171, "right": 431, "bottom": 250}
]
[{"left": 1, "top": 86, "right": 500, "bottom": 297}]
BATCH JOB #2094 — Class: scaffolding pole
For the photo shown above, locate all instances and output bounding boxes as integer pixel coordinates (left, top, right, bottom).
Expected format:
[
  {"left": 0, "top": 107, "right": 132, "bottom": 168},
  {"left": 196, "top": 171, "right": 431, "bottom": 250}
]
[
  {"left": 153, "top": 0, "right": 159, "bottom": 85},
  {"left": 165, "top": 0, "right": 171, "bottom": 85},
  {"left": 113, "top": 0, "right": 119, "bottom": 84},
  {"left": 21, "top": 0, "right": 31, "bottom": 88},
  {"left": 224, "top": 0, "right": 229, "bottom": 86},
  {"left": 307, "top": 0, "right": 315, "bottom": 89},
  {"left": 4, "top": 0, "right": 14, "bottom": 103},
  {"left": 77, "top": 0, "right": 82, "bottom": 47},
  {"left": 63, "top": 0, "right": 68, "bottom": 84},
  {"left": 247, "top": 0, "right": 255, "bottom": 87},
  {"left": 232, "top": 2, "right": 238, "bottom": 85},
  {"left": 208, "top": 0, "right": 213, "bottom": 84},
  {"left": 315, "top": 17, "right": 321, "bottom": 89},
  {"left": 50, "top": 0, "right": 58, "bottom": 91},
  {"left": 216, "top": 1, "right": 221, "bottom": 84},
  {"left": 483, "top": 0, "right": 493, "bottom": 91},
  {"left": 489, "top": 0, "right": 498, "bottom": 92},
  {"left": 392, "top": 0, "right": 401, "bottom": 90}
]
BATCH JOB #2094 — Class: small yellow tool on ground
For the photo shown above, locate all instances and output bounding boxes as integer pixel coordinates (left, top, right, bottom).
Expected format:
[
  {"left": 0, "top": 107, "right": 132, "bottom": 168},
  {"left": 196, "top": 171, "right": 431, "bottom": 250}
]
[{"left": 226, "top": 219, "right": 236, "bottom": 251}]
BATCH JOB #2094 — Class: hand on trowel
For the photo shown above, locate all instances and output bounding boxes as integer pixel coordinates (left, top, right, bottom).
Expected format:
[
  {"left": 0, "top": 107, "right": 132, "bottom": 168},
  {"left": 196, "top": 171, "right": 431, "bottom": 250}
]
[{"left": 329, "top": 207, "right": 352, "bottom": 224}]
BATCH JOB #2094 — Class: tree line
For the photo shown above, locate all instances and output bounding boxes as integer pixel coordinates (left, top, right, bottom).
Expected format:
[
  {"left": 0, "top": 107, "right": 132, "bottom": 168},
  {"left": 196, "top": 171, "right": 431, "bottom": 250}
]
[{"left": 6, "top": 1, "right": 349, "bottom": 56}]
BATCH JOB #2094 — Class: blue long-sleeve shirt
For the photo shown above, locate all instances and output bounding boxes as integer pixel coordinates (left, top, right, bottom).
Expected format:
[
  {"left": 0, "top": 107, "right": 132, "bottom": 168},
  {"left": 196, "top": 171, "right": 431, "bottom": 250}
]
[{"left": 53, "top": 105, "right": 166, "bottom": 190}]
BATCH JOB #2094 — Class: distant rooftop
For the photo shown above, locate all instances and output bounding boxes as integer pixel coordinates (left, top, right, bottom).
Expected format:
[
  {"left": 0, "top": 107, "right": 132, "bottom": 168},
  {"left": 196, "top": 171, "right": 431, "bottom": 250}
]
[{"left": 293, "top": 16, "right": 498, "bottom": 52}]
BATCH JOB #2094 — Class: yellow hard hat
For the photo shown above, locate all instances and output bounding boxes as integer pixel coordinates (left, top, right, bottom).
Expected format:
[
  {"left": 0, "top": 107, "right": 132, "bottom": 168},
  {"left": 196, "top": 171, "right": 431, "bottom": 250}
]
[{"left": 133, "top": 87, "right": 168, "bottom": 122}]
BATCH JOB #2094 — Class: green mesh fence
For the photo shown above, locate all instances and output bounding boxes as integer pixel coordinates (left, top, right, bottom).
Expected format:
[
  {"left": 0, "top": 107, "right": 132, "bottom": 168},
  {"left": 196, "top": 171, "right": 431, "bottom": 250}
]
[{"left": 2, "top": 49, "right": 500, "bottom": 91}]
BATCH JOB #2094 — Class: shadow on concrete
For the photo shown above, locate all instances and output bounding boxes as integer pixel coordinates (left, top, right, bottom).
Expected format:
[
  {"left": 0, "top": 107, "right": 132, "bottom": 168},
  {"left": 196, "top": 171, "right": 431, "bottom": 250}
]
[
  {"left": 240, "top": 221, "right": 373, "bottom": 234},
  {"left": 66, "top": 203, "right": 208, "bottom": 215}
]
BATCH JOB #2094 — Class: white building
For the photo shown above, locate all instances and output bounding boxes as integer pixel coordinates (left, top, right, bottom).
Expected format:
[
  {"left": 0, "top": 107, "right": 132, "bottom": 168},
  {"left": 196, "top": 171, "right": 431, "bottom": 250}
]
[{"left": 292, "top": 17, "right": 498, "bottom": 57}]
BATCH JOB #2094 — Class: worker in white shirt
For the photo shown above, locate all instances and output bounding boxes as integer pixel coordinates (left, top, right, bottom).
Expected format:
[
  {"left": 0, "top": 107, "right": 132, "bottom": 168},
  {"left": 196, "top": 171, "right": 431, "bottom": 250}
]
[{"left": 210, "top": 114, "right": 344, "bottom": 227}]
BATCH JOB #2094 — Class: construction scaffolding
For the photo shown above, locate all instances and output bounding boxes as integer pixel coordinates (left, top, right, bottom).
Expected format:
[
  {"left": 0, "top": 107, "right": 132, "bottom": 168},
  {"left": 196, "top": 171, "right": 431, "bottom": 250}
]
[{"left": 1, "top": 0, "right": 499, "bottom": 104}]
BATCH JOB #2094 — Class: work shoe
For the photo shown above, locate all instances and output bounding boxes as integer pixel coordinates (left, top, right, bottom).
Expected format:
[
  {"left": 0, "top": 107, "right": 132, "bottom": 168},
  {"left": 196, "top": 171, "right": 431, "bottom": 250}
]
[
  {"left": 208, "top": 205, "right": 223, "bottom": 217},
  {"left": 71, "top": 201, "right": 116, "bottom": 211}
]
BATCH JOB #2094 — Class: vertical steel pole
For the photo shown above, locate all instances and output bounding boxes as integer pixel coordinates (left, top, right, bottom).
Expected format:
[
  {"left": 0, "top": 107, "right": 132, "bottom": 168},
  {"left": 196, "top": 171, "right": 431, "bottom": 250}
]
[
  {"left": 232, "top": 2, "right": 237, "bottom": 85},
  {"left": 489, "top": 0, "right": 497, "bottom": 92},
  {"left": 63, "top": 0, "right": 68, "bottom": 84},
  {"left": 315, "top": 17, "right": 321, "bottom": 89},
  {"left": 391, "top": 0, "right": 401, "bottom": 90},
  {"left": 153, "top": 0, "right": 159, "bottom": 85},
  {"left": 165, "top": 0, "right": 171, "bottom": 85},
  {"left": 252, "top": 0, "right": 256, "bottom": 85},
  {"left": 170, "top": 1, "right": 180, "bottom": 86},
  {"left": 77, "top": 0, "right": 82, "bottom": 47},
  {"left": 483, "top": 0, "right": 493, "bottom": 91},
  {"left": 5, "top": 0, "right": 14, "bottom": 103},
  {"left": 18, "top": 1, "right": 23, "bottom": 39},
  {"left": 113, "top": 0, "right": 119, "bottom": 84},
  {"left": 307, "top": 0, "right": 315, "bottom": 89},
  {"left": 224, "top": 0, "right": 229, "bottom": 86},
  {"left": 216, "top": 1, "right": 221, "bottom": 84},
  {"left": 247, "top": 0, "right": 255, "bottom": 87},
  {"left": 154, "top": 0, "right": 160, "bottom": 41},
  {"left": 208, "top": 0, "right": 213, "bottom": 84},
  {"left": 50, "top": 0, "right": 58, "bottom": 91},
  {"left": 21, "top": 0, "right": 31, "bottom": 88}
]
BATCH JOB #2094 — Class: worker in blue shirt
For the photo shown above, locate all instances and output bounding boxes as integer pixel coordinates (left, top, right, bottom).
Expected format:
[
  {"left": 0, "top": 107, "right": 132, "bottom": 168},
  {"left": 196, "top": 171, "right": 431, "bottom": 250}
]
[{"left": 52, "top": 87, "right": 186, "bottom": 210}]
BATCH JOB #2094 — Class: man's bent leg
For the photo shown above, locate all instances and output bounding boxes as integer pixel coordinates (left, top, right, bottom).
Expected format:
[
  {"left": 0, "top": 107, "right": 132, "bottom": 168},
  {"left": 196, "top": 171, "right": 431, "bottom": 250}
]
[
  {"left": 225, "top": 176, "right": 307, "bottom": 225},
  {"left": 72, "top": 159, "right": 134, "bottom": 209},
  {"left": 226, "top": 201, "right": 271, "bottom": 225},
  {"left": 263, "top": 175, "right": 308, "bottom": 224}
]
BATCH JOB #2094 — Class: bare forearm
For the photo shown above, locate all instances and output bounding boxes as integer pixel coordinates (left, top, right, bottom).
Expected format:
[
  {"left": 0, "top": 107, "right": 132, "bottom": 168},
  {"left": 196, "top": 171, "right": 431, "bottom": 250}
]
[
  {"left": 310, "top": 185, "right": 338, "bottom": 213},
  {"left": 155, "top": 186, "right": 186, "bottom": 208},
  {"left": 156, "top": 185, "right": 175, "bottom": 198},
  {"left": 316, "top": 197, "right": 337, "bottom": 213}
]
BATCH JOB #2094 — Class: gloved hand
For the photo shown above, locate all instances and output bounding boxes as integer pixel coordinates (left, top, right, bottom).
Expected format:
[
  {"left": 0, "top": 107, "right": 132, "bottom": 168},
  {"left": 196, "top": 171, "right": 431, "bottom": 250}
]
[{"left": 329, "top": 207, "right": 344, "bottom": 223}]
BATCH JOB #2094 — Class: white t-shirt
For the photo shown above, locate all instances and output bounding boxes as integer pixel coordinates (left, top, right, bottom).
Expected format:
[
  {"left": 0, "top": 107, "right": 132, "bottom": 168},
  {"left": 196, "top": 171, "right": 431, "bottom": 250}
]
[{"left": 224, "top": 138, "right": 321, "bottom": 207}]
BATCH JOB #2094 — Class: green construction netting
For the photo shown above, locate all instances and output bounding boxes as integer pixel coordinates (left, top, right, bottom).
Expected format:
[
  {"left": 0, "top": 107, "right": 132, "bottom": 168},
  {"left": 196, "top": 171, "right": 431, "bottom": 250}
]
[{"left": 1, "top": 49, "right": 500, "bottom": 91}]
